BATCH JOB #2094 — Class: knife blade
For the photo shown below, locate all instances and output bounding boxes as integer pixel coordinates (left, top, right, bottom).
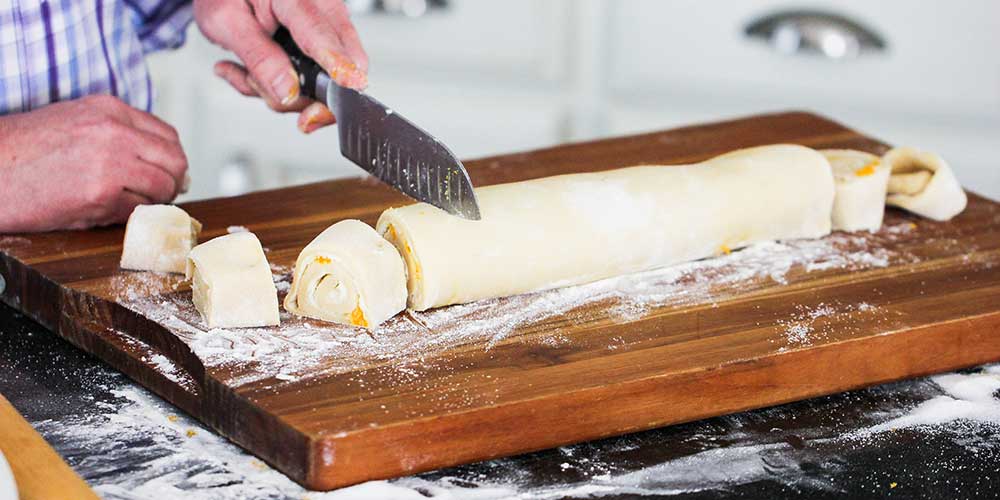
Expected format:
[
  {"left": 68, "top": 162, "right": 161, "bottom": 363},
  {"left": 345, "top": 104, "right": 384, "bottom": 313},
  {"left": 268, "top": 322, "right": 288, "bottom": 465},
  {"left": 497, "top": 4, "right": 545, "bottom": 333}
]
[{"left": 273, "top": 28, "right": 481, "bottom": 220}]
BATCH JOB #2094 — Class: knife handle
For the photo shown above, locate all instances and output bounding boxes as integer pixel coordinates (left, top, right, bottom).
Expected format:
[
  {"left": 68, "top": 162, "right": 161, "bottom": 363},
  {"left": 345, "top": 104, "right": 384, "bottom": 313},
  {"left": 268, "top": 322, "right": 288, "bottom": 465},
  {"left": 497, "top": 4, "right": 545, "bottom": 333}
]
[{"left": 272, "top": 27, "right": 325, "bottom": 102}]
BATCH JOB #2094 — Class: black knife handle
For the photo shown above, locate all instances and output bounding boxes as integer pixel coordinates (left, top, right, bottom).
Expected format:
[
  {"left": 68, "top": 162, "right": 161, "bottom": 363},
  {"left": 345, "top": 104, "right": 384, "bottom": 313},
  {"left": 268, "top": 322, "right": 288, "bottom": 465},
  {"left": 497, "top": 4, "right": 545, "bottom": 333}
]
[{"left": 273, "top": 27, "right": 324, "bottom": 101}]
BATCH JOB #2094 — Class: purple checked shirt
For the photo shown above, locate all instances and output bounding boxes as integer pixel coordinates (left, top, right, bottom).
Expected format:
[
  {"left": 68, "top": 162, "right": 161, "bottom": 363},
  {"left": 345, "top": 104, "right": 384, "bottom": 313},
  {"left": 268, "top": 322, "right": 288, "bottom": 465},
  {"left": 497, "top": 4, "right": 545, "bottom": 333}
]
[{"left": 0, "top": 0, "right": 193, "bottom": 115}]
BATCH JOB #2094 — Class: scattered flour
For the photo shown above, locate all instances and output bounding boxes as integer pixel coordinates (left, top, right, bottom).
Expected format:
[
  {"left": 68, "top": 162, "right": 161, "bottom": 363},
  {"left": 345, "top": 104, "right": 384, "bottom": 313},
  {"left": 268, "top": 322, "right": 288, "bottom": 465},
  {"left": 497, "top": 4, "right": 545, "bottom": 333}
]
[
  {"left": 146, "top": 354, "right": 183, "bottom": 384},
  {"left": 865, "top": 370, "right": 1000, "bottom": 433},
  {"left": 39, "top": 364, "right": 997, "bottom": 499},
  {"left": 114, "top": 224, "right": 934, "bottom": 387},
  {"left": 777, "top": 301, "right": 888, "bottom": 348}
]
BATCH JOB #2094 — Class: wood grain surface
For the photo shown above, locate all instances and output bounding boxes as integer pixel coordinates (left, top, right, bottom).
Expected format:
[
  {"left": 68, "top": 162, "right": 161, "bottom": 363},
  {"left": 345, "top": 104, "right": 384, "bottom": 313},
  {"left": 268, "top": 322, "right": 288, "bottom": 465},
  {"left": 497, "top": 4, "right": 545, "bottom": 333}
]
[
  {"left": 0, "top": 395, "right": 98, "bottom": 500},
  {"left": 1, "top": 111, "right": 998, "bottom": 490}
]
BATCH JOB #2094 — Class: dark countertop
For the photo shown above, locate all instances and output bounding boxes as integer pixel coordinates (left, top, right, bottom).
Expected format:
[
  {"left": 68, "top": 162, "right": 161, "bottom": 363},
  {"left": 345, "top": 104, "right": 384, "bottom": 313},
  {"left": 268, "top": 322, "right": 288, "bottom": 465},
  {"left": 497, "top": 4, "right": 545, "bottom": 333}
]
[{"left": 1, "top": 301, "right": 998, "bottom": 500}]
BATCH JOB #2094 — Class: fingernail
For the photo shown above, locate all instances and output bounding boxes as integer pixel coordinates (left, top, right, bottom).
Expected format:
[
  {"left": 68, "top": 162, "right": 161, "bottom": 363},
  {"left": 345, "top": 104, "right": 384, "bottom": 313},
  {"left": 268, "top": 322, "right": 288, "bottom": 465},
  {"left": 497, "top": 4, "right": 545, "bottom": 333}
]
[
  {"left": 272, "top": 69, "right": 300, "bottom": 106},
  {"left": 321, "top": 52, "right": 366, "bottom": 89}
]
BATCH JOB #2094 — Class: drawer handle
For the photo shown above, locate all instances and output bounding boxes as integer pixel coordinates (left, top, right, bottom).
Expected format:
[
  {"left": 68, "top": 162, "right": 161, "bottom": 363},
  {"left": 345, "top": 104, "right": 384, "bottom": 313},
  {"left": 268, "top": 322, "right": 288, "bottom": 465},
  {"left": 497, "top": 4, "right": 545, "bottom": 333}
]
[
  {"left": 745, "top": 10, "right": 886, "bottom": 59},
  {"left": 346, "top": 0, "right": 449, "bottom": 17}
]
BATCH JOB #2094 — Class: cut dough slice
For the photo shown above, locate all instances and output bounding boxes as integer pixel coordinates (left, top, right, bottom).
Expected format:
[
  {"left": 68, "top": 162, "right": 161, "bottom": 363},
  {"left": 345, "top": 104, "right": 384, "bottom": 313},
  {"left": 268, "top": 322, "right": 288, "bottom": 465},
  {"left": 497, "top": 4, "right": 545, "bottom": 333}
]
[
  {"left": 821, "top": 149, "right": 891, "bottom": 232},
  {"left": 284, "top": 220, "right": 407, "bottom": 328},
  {"left": 377, "top": 144, "right": 835, "bottom": 311},
  {"left": 120, "top": 205, "right": 202, "bottom": 274},
  {"left": 186, "top": 232, "right": 280, "bottom": 328},
  {"left": 883, "top": 147, "right": 967, "bottom": 221}
]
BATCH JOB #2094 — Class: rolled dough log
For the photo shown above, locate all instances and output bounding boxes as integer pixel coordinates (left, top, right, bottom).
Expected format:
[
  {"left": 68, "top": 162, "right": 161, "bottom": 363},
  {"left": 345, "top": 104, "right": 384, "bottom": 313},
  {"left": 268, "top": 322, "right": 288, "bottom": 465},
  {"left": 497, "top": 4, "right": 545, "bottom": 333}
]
[
  {"left": 377, "top": 144, "right": 835, "bottom": 311},
  {"left": 284, "top": 220, "right": 407, "bottom": 328},
  {"left": 120, "top": 205, "right": 202, "bottom": 274},
  {"left": 883, "top": 147, "right": 967, "bottom": 221},
  {"left": 186, "top": 232, "right": 280, "bottom": 328},
  {"left": 821, "top": 149, "right": 890, "bottom": 232}
]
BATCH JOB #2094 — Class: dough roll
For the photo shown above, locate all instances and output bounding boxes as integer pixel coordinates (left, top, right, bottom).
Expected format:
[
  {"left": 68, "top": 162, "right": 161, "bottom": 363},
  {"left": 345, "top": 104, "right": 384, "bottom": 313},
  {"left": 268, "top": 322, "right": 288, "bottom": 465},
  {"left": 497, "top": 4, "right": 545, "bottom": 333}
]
[
  {"left": 821, "top": 149, "right": 890, "bottom": 233},
  {"left": 284, "top": 220, "right": 407, "bottom": 328},
  {"left": 377, "top": 144, "right": 836, "bottom": 311},
  {"left": 883, "top": 147, "right": 967, "bottom": 221},
  {"left": 120, "top": 205, "right": 202, "bottom": 274},
  {"left": 186, "top": 232, "right": 280, "bottom": 328}
]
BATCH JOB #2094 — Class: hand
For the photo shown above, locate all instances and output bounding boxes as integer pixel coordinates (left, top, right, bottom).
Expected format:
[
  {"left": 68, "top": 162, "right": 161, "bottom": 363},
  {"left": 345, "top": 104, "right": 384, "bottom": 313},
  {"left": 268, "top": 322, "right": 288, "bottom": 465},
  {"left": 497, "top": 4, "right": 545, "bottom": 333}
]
[
  {"left": 0, "top": 95, "right": 188, "bottom": 233},
  {"left": 194, "top": 0, "right": 369, "bottom": 134}
]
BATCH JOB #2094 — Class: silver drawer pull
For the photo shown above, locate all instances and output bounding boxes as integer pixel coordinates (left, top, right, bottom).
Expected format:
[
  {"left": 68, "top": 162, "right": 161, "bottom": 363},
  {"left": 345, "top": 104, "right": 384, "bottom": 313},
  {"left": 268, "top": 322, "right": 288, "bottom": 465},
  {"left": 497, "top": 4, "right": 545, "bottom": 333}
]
[
  {"left": 745, "top": 10, "right": 886, "bottom": 59},
  {"left": 346, "top": 0, "right": 449, "bottom": 17}
]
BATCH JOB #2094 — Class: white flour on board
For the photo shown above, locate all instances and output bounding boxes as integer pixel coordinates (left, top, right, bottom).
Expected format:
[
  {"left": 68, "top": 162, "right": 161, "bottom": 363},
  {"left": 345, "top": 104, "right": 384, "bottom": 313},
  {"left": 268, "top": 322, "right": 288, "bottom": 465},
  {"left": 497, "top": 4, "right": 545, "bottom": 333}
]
[
  {"left": 776, "top": 301, "right": 886, "bottom": 348},
  {"left": 113, "top": 223, "right": 940, "bottom": 387}
]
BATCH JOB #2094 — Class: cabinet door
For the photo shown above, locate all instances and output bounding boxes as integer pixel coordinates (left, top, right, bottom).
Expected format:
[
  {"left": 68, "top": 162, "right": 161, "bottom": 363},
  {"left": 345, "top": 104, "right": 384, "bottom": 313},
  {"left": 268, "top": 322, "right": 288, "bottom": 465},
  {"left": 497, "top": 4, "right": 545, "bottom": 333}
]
[
  {"left": 354, "top": 0, "right": 568, "bottom": 83},
  {"left": 608, "top": 0, "right": 1000, "bottom": 117}
]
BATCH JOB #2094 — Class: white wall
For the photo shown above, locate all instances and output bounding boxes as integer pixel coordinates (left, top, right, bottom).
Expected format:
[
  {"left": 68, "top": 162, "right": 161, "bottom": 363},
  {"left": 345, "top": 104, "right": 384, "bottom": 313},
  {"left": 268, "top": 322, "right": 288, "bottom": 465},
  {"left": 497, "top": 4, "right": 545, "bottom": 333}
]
[{"left": 147, "top": 0, "right": 1000, "bottom": 200}]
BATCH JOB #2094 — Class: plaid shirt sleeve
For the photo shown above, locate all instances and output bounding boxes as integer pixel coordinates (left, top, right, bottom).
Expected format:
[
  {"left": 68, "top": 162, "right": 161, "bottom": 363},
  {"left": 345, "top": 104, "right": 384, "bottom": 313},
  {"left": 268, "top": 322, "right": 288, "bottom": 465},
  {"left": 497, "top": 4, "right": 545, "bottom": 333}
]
[
  {"left": 125, "top": 0, "right": 194, "bottom": 53},
  {"left": 0, "top": 0, "right": 193, "bottom": 115}
]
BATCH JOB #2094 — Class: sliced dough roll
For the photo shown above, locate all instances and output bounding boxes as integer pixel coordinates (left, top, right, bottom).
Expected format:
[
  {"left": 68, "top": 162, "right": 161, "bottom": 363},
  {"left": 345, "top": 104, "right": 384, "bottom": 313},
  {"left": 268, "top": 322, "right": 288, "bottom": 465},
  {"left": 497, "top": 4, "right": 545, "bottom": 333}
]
[
  {"left": 284, "top": 220, "right": 407, "bottom": 328},
  {"left": 883, "top": 147, "right": 967, "bottom": 221},
  {"left": 186, "top": 232, "right": 280, "bottom": 328},
  {"left": 120, "top": 205, "right": 202, "bottom": 274},
  {"left": 377, "top": 144, "right": 835, "bottom": 311},
  {"left": 821, "top": 149, "right": 891, "bottom": 232}
]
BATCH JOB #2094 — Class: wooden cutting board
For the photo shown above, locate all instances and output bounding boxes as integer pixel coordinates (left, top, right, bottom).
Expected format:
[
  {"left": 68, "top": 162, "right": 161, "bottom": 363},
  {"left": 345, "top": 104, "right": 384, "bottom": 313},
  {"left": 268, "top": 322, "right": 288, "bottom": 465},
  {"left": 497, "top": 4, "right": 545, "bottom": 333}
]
[
  {"left": 0, "top": 395, "right": 98, "bottom": 500},
  {"left": 1, "top": 112, "right": 998, "bottom": 491}
]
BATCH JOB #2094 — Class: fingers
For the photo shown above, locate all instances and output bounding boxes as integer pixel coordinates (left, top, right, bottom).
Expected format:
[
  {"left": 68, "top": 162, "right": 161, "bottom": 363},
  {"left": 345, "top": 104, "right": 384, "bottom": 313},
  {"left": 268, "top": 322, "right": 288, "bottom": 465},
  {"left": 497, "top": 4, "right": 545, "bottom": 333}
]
[
  {"left": 113, "top": 120, "right": 187, "bottom": 191},
  {"left": 327, "top": 2, "right": 369, "bottom": 75},
  {"left": 210, "top": 4, "right": 301, "bottom": 105},
  {"left": 119, "top": 101, "right": 183, "bottom": 145},
  {"left": 113, "top": 105, "right": 189, "bottom": 192},
  {"left": 245, "top": 72, "right": 310, "bottom": 112},
  {"left": 216, "top": 59, "right": 336, "bottom": 132},
  {"left": 272, "top": 0, "right": 368, "bottom": 89},
  {"left": 298, "top": 101, "right": 336, "bottom": 133},
  {"left": 135, "top": 133, "right": 188, "bottom": 190},
  {"left": 214, "top": 60, "right": 258, "bottom": 97},
  {"left": 120, "top": 157, "right": 179, "bottom": 203},
  {"left": 99, "top": 190, "right": 151, "bottom": 227}
]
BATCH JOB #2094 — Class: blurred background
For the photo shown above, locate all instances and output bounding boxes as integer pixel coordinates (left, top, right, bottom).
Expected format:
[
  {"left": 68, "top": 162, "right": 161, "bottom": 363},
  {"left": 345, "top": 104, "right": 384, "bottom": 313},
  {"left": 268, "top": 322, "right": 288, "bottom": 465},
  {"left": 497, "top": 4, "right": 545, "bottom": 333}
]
[{"left": 146, "top": 0, "right": 1000, "bottom": 201}]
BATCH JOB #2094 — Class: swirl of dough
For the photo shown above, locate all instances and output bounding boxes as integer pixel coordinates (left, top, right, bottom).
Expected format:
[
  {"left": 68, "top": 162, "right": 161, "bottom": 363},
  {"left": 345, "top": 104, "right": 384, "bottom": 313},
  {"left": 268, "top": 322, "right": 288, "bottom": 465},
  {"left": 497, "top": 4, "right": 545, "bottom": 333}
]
[
  {"left": 821, "top": 149, "right": 890, "bottom": 233},
  {"left": 883, "top": 147, "right": 967, "bottom": 221},
  {"left": 284, "top": 220, "right": 407, "bottom": 328}
]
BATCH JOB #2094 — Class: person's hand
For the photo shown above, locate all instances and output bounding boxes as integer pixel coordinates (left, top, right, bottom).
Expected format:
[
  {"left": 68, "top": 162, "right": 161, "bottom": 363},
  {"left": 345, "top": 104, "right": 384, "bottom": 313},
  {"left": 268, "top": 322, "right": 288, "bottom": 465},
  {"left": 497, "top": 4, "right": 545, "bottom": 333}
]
[
  {"left": 194, "top": 0, "right": 369, "bottom": 134},
  {"left": 0, "top": 95, "right": 188, "bottom": 233}
]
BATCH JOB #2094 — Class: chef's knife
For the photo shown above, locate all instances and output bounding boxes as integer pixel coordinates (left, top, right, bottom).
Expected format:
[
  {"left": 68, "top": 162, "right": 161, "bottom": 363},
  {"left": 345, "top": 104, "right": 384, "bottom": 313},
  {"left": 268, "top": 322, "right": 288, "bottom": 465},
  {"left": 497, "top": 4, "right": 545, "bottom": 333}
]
[{"left": 273, "top": 28, "right": 481, "bottom": 220}]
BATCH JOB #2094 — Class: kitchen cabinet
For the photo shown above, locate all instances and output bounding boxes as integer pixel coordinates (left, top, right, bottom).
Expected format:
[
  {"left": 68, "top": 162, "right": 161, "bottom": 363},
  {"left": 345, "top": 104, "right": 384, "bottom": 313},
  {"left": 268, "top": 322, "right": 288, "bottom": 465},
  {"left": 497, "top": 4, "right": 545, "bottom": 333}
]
[{"left": 147, "top": 0, "right": 1000, "bottom": 200}]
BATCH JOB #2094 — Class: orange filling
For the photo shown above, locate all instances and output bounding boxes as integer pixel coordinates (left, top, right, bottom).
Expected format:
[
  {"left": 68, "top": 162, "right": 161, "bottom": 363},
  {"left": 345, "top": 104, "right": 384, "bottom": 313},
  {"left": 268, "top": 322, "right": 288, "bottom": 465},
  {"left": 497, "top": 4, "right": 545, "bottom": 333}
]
[
  {"left": 385, "top": 224, "right": 421, "bottom": 279},
  {"left": 314, "top": 256, "right": 332, "bottom": 265},
  {"left": 854, "top": 161, "right": 879, "bottom": 177},
  {"left": 350, "top": 304, "right": 369, "bottom": 328},
  {"left": 720, "top": 245, "right": 732, "bottom": 255}
]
